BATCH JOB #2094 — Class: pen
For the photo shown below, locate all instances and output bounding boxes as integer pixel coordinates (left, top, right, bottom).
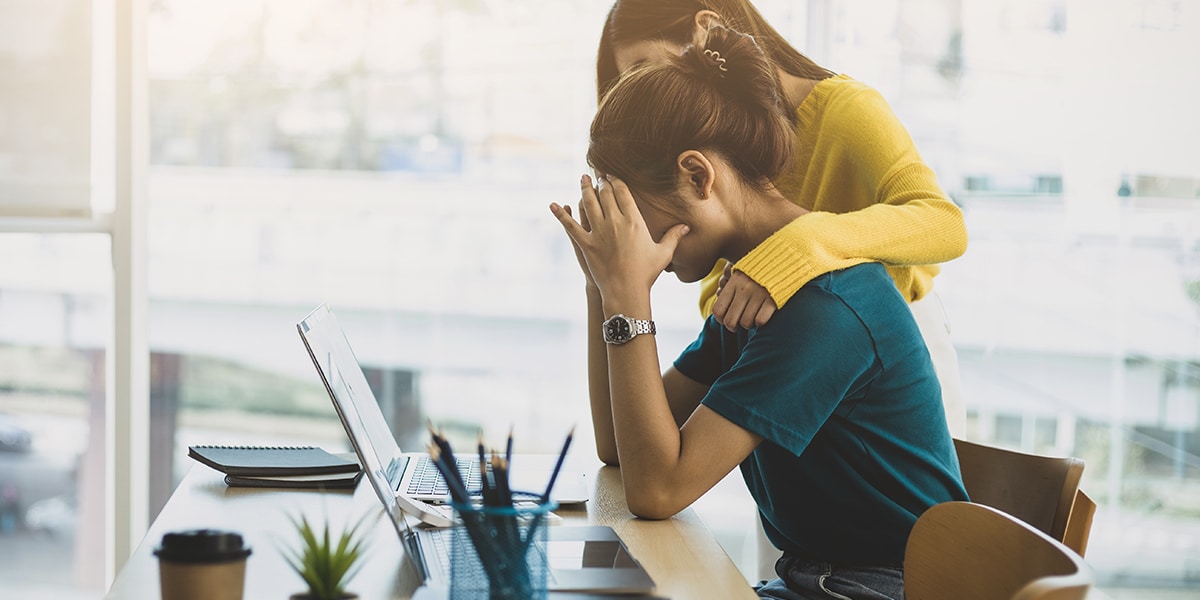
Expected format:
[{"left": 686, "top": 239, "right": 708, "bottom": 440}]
[
  {"left": 540, "top": 425, "right": 575, "bottom": 504},
  {"left": 426, "top": 419, "right": 455, "bottom": 460},
  {"left": 505, "top": 424, "right": 514, "bottom": 466},
  {"left": 478, "top": 430, "right": 494, "bottom": 505},
  {"left": 492, "top": 453, "right": 513, "bottom": 507},
  {"left": 426, "top": 443, "right": 469, "bottom": 504}
]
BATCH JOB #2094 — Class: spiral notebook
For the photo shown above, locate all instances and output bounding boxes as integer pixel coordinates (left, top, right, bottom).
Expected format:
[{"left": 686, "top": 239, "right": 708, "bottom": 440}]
[{"left": 188, "top": 445, "right": 361, "bottom": 480}]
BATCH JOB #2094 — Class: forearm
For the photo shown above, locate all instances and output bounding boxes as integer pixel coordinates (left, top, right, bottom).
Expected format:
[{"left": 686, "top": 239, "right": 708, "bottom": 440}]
[
  {"left": 736, "top": 195, "right": 966, "bottom": 308},
  {"left": 601, "top": 295, "right": 684, "bottom": 508},
  {"left": 586, "top": 286, "right": 620, "bottom": 466}
]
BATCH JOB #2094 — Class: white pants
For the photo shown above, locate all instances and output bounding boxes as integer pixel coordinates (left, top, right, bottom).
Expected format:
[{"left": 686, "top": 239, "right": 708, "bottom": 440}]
[{"left": 753, "top": 290, "right": 965, "bottom": 582}]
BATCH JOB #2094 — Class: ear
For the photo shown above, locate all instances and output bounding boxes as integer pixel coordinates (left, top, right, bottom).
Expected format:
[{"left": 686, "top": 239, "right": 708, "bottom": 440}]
[
  {"left": 691, "top": 10, "right": 722, "bottom": 42},
  {"left": 676, "top": 150, "right": 715, "bottom": 201},
  {"left": 693, "top": 9, "right": 722, "bottom": 30}
]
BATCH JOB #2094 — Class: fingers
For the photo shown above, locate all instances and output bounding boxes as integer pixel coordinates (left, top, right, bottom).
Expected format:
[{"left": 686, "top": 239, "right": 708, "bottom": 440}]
[
  {"left": 712, "top": 270, "right": 778, "bottom": 331},
  {"left": 752, "top": 300, "right": 776, "bottom": 328},
  {"left": 659, "top": 223, "right": 690, "bottom": 253},
  {"left": 737, "top": 296, "right": 768, "bottom": 330},
  {"left": 580, "top": 174, "right": 605, "bottom": 222},
  {"left": 710, "top": 285, "right": 732, "bottom": 327},
  {"left": 564, "top": 202, "right": 591, "bottom": 232},
  {"left": 607, "top": 176, "right": 637, "bottom": 217},
  {"left": 548, "top": 202, "right": 589, "bottom": 244},
  {"left": 718, "top": 263, "right": 733, "bottom": 289},
  {"left": 576, "top": 201, "right": 591, "bottom": 231},
  {"left": 723, "top": 287, "right": 752, "bottom": 332}
]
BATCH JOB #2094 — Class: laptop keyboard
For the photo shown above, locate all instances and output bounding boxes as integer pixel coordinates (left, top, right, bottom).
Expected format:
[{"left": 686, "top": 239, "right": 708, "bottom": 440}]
[
  {"left": 406, "top": 454, "right": 483, "bottom": 497},
  {"left": 426, "top": 527, "right": 453, "bottom": 578},
  {"left": 423, "top": 523, "right": 555, "bottom": 583}
]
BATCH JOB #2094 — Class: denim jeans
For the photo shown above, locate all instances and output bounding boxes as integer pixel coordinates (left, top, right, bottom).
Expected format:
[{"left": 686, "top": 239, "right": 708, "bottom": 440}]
[{"left": 754, "top": 556, "right": 904, "bottom": 600}]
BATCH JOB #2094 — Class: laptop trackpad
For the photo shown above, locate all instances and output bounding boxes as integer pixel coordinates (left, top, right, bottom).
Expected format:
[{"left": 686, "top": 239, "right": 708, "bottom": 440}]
[{"left": 507, "top": 470, "right": 589, "bottom": 505}]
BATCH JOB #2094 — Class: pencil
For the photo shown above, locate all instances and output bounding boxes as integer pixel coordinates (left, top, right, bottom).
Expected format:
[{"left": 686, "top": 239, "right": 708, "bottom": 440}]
[
  {"left": 426, "top": 443, "right": 469, "bottom": 504},
  {"left": 540, "top": 425, "right": 575, "bottom": 504},
  {"left": 492, "top": 453, "right": 513, "bottom": 507},
  {"left": 426, "top": 419, "right": 454, "bottom": 458},
  {"left": 478, "top": 430, "right": 493, "bottom": 505},
  {"left": 505, "top": 424, "right": 514, "bottom": 466}
]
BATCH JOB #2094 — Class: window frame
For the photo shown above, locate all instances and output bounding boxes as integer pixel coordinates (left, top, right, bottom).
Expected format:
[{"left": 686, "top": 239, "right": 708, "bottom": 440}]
[{"left": 0, "top": 0, "right": 151, "bottom": 584}]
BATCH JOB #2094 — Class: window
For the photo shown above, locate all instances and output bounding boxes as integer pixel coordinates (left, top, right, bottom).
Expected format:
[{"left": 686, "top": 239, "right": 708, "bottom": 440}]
[
  {"left": 0, "top": 234, "right": 111, "bottom": 598},
  {"left": 2, "top": 1, "right": 1196, "bottom": 597}
]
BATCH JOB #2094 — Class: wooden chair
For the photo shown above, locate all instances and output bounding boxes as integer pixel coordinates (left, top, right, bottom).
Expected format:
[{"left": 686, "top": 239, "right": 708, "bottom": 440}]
[
  {"left": 953, "top": 438, "right": 1087, "bottom": 553},
  {"left": 905, "top": 501, "right": 1094, "bottom": 600},
  {"left": 1063, "top": 489, "right": 1097, "bottom": 557}
]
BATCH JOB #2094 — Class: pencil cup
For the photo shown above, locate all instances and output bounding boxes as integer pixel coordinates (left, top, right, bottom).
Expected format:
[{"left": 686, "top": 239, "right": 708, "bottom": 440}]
[
  {"left": 450, "top": 501, "right": 556, "bottom": 600},
  {"left": 153, "top": 528, "right": 251, "bottom": 600}
]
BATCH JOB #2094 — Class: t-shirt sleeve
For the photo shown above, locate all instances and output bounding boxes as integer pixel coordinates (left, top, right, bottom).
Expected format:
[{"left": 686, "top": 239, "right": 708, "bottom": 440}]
[{"left": 678, "top": 282, "right": 881, "bottom": 457}]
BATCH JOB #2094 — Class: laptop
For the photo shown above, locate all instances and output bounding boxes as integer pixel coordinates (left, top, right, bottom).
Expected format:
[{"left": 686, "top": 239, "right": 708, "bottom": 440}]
[
  {"left": 296, "top": 304, "right": 588, "bottom": 528},
  {"left": 404, "top": 522, "right": 659, "bottom": 597},
  {"left": 298, "top": 305, "right": 657, "bottom": 595}
]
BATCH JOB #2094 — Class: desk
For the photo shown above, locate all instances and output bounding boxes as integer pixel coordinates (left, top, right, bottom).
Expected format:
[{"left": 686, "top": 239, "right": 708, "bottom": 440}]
[{"left": 105, "top": 461, "right": 757, "bottom": 599}]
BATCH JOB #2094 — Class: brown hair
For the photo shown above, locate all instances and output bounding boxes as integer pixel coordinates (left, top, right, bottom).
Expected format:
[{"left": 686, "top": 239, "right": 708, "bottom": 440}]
[
  {"left": 597, "top": 0, "right": 835, "bottom": 101},
  {"left": 588, "top": 26, "right": 794, "bottom": 198}
]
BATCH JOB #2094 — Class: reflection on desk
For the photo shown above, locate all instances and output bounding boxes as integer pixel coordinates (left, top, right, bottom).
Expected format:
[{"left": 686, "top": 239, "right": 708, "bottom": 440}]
[{"left": 105, "top": 460, "right": 757, "bottom": 599}]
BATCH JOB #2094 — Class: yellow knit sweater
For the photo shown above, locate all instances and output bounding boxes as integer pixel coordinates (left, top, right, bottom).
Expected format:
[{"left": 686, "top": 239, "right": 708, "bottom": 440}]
[{"left": 698, "top": 74, "right": 968, "bottom": 317}]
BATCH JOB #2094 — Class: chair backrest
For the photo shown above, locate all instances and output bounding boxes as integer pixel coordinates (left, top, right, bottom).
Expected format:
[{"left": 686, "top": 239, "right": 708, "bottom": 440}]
[
  {"left": 1063, "top": 489, "right": 1097, "bottom": 558},
  {"left": 953, "top": 438, "right": 1085, "bottom": 545},
  {"left": 905, "top": 501, "right": 1094, "bottom": 600}
]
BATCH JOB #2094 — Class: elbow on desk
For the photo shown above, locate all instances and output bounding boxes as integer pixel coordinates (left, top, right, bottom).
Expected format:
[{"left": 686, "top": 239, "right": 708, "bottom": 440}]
[
  {"left": 626, "top": 488, "right": 686, "bottom": 521},
  {"left": 596, "top": 444, "right": 620, "bottom": 468}
]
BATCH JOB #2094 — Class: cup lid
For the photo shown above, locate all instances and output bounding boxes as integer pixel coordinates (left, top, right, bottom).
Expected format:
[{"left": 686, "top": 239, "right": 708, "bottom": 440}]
[{"left": 153, "top": 528, "right": 252, "bottom": 563}]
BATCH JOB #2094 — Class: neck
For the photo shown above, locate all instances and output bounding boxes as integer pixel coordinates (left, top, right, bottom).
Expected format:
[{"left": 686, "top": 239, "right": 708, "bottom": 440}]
[
  {"left": 777, "top": 69, "right": 819, "bottom": 112},
  {"left": 726, "top": 187, "right": 809, "bottom": 263}
]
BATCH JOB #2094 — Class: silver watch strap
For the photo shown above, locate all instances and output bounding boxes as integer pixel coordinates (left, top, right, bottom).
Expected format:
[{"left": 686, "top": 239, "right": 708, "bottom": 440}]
[{"left": 632, "top": 318, "right": 655, "bottom": 336}]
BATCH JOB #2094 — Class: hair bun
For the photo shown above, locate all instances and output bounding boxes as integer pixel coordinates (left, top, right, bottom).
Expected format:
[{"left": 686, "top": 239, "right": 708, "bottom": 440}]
[
  {"left": 683, "top": 25, "right": 783, "bottom": 115},
  {"left": 701, "top": 49, "right": 729, "bottom": 74},
  {"left": 587, "top": 22, "right": 795, "bottom": 201}
]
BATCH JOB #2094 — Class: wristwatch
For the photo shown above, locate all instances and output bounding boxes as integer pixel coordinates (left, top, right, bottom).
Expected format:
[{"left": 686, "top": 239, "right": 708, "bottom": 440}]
[{"left": 602, "top": 314, "right": 656, "bottom": 345}]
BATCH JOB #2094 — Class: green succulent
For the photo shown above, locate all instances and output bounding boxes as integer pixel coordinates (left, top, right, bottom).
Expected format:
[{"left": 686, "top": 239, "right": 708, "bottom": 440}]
[{"left": 280, "top": 511, "right": 371, "bottom": 600}]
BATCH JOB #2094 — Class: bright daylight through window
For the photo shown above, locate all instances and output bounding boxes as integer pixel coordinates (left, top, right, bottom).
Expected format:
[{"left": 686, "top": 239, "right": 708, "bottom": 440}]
[{"left": 0, "top": 1, "right": 1198, "bottom": 598}]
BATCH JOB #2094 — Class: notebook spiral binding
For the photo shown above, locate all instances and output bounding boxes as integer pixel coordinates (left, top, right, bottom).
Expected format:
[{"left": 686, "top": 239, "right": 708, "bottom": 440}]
[{"left": 191, "top": 445, "right": 318, "bottom": 450}]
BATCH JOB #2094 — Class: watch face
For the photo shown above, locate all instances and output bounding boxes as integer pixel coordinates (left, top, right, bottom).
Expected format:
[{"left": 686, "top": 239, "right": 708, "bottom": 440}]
[{"left": 605, "top": 317, "right": 632, "bottom": 342}]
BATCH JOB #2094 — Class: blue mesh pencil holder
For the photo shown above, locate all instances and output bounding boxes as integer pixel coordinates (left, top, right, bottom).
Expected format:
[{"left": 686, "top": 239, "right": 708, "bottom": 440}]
[{"left": 450, "top": 500, "right": 556, "bottom": 600}]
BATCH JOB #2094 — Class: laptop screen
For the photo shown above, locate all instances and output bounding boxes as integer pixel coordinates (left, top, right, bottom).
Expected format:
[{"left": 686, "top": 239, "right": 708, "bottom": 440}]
[{"left": 299, "top": 306, "right": 405, "bottom": 509}]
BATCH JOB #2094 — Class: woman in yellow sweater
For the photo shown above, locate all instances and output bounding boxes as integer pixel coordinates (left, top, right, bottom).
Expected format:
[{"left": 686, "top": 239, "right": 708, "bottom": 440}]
[{"left": 597, "top": 0, "right": 969, "bottom": 436}]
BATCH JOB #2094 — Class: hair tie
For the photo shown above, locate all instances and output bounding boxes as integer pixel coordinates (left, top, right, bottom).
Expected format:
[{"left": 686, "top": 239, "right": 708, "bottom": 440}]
[{"left": 703, "top": 49, "right": 729, "bottom": 73}]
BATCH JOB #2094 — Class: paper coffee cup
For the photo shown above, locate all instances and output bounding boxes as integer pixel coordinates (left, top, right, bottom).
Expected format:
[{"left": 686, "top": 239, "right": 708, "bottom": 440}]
[{"left": 154, "top": 529, "right": 251, "bottom": 600}]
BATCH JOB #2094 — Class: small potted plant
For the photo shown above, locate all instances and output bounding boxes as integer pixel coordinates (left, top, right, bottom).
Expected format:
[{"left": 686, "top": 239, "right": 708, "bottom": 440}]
[{"left": 280, "top": 510, "right": 371, "bottom": 600}]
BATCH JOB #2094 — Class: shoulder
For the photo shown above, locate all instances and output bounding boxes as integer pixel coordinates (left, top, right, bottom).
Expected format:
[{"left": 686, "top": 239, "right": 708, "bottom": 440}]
[
  {"left": 796, "top": 74, "right": 893, "bottom": 127},
  {"left": 798, "top": 75, "right": 920, "bottom": 172},
  {"left": 756, "top": 264, "right": 889, "bottom": 337},
  {"left": 764, "top": 264, "right": 910, "bottom": 344},
  {"left": 783, "top": 263, "right": 896, "bottom": 311}
]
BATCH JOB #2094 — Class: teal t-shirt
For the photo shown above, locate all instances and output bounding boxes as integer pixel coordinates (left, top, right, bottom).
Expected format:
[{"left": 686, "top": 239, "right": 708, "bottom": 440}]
[{"left": 674, "top": 262, "right": 967, "bottom": 565}]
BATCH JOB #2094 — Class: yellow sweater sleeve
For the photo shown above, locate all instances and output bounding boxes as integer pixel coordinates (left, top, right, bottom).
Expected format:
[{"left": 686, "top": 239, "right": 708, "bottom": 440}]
[{"left": 699, "top": 77, "right": 967, "bottom": 315}]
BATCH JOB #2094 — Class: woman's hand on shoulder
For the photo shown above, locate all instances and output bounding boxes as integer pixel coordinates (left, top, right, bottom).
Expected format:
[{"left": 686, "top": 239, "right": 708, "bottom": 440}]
[{"left": 713, "top": 263, "right": 777, "bottom": 332}]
